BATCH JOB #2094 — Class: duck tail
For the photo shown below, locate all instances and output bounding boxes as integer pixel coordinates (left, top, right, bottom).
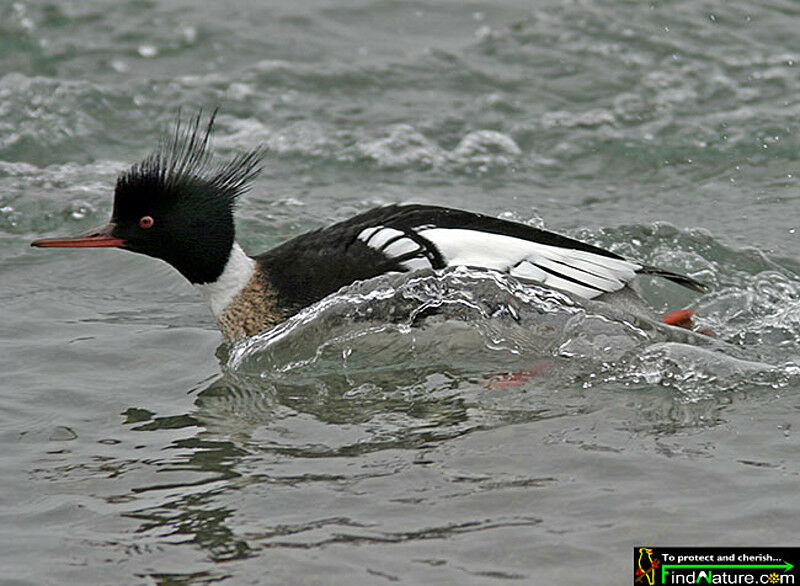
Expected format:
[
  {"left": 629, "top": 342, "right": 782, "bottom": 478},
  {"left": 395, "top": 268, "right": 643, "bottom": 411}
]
[{"left": 639, "top": 265, "right": 708, "bottom": 293}]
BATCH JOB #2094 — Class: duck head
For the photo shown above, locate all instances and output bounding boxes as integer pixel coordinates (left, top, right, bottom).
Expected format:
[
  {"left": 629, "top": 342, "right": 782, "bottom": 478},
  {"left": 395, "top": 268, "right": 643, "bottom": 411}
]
[{"left": 31, "top": 111, "right": 263, "bottom": 285}]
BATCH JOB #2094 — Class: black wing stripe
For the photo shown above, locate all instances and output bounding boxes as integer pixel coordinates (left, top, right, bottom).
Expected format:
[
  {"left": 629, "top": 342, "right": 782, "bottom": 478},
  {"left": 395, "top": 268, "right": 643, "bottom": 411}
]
[
  {"left": 360, "top": 226, "right": 383, "bottom": 246},
  {"left": 391, "top": 250, "right": 428, "bottom": 263},
  {"left": 376, "top": 232, "right": 406, "bottom": 250},
  {"left": 358, "top": 224, "right": 444, "bottom": 267},
  {"left": 533, "top": 262, "right": 605, "bottom": 292},
  {"left": 397, "top": 232, "right": 446, "bottom": 268},
  {"left": 546, "top": 257, "right": 620, "bottom": 287}
]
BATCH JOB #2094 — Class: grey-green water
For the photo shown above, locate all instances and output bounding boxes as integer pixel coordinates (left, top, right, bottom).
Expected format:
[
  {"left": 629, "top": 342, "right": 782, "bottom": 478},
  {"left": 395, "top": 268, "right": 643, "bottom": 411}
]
[{"left": 3, "top": 1, "right": 800, "bottom": 584}]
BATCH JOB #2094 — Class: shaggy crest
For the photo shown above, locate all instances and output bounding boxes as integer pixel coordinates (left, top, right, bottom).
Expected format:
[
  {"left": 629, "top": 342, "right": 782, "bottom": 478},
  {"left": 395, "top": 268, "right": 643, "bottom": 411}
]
[{"left": 114, "top": 109, "right": 264, "bottom": 210}]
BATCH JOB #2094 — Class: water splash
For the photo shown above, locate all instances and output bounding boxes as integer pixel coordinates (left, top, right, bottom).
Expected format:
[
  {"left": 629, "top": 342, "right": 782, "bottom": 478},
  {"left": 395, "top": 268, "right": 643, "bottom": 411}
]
[
  {"left": 222, "top": 225, "right": 800, "bottom": 402},
  {"left": 227, "top": 267, "right": 715, "bottom": 378}
]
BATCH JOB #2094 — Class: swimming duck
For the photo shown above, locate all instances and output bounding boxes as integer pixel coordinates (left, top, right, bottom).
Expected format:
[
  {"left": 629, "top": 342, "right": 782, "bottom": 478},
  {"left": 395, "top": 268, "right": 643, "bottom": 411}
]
[{"left": 31, "top": 113, "right": 706, "bottom": 341}]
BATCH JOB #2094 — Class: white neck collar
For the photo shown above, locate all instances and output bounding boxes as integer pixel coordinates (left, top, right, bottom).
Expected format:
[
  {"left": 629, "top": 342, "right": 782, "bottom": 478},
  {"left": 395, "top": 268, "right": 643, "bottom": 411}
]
[{"left": 194, "top": 242, "right": 256, "bottom": 318}]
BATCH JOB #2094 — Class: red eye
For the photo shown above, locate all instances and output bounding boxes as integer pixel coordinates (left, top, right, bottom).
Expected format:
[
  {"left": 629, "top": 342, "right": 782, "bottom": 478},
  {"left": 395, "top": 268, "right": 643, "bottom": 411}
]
[{"left": 139, "top": 216, "right": 154, "bottom": 229}]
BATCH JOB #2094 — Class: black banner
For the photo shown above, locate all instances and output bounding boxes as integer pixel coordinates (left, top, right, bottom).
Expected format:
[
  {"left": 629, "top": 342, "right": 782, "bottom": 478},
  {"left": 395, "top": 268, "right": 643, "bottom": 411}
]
[{"left": 634, "top": 547, "right": 799, "bottom": 585}]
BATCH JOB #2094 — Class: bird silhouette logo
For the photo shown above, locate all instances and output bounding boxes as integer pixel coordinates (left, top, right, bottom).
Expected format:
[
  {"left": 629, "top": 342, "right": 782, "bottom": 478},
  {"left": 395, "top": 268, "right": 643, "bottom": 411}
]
[{"left": 635, "top": 547, "right": 661, "bottom": 585}]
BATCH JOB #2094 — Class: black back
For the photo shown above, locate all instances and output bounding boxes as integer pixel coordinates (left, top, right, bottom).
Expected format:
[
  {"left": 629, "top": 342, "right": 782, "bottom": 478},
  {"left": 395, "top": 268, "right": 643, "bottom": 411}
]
[
  {"left": 255, "top": 207, "right": 412, "bottom": 314},
  {"left": 256, "top": 204, "right": 706, "bottom": 316}
]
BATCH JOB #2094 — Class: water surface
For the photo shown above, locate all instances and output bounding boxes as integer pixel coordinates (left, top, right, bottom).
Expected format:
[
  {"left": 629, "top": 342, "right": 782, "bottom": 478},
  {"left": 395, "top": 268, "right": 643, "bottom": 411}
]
[{"left": 3, "top": 1, "right": 800, "bottom": 584}]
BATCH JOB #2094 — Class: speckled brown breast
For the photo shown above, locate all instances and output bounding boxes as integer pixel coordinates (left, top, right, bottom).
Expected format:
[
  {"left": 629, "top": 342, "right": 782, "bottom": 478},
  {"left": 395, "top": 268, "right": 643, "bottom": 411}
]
[{"left": 216, "top": 268, "right": 284, "bottom": 341}]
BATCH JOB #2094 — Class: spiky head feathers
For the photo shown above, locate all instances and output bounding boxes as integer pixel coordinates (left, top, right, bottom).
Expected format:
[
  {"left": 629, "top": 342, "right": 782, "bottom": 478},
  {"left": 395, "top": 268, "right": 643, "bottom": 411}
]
[{"left": 110, "top": 111, "right": 264, "bottom": 284}]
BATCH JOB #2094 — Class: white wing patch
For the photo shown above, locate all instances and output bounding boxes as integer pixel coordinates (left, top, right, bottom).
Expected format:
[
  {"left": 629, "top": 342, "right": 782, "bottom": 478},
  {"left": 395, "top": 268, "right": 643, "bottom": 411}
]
[
  {"left": 416, "top": 227, "right": 641, "bottom": 299},
  {"left": 358, "top": 226, "right": 402, "bottom": 249},
  {"left": 384, "top": 237, "right": 419, "bottom": 257},
  {"left": 358, "top": 225, "right": 433, "bottom": 271},
  {"left": 358, "top": 224, "right": 640, "bottom": 300}
]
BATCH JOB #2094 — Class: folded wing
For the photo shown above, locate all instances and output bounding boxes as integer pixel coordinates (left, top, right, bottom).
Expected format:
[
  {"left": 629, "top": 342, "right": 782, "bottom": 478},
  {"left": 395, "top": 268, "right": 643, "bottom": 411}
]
[{"left": 355, "top": 206, "right": 645, "bottom": 299}]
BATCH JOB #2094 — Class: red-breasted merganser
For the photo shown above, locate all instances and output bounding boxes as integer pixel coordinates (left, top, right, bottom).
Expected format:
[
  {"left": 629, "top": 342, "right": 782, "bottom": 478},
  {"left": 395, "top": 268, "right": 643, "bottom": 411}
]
[{"left": 31, "top": 113, "right": 707, "bottom": 341}]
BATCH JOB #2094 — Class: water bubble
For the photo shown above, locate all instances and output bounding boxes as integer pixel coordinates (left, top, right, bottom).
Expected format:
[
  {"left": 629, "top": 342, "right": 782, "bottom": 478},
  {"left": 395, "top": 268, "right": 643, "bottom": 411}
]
[
  {"left": 0, "top": 205, "right": 19, "bottom": 227},
  {"left": 182, "top": 26, "right": 197, "bottom": 44},
  {"left": 226, "top": 82, "right": 253, "bottom": 101},
  {"left": 475, "top": 25, "right": 492, "bottom": 39},
  {"left": 68, "top": 200, "right": 96, "bottom": 220},
  {"left": 453, "top": 130, "right": 521, "bottom": 157},
  {"left": 138, "top": 45, "right": 159, "bottom": 58},
  {"left": 359, "top": 124, "right": 446, "bottom": 169}
]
